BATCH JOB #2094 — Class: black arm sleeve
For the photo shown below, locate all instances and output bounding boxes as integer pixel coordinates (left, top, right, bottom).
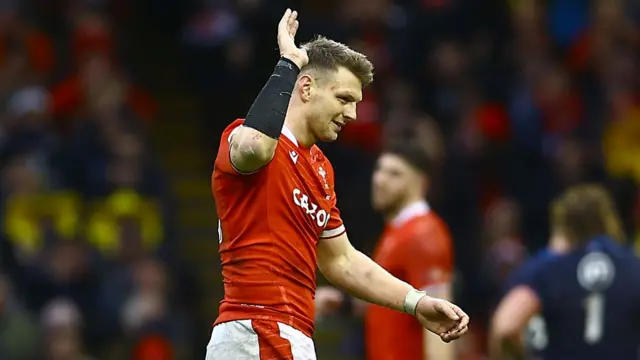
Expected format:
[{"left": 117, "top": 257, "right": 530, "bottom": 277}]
[{"left": 243, "top": 57, "right": 300, "bottom": 139}]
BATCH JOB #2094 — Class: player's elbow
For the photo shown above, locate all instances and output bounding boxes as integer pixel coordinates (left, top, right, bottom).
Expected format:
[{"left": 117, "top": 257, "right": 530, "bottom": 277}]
[
  {"left": 234, "top": 139, "right": 275, "bottom": 163},
  {"left": 317, "top": 253, "right": 349, "bottom": 282},
  {"left": 317, "top": 245, "right": 357, "bottom": 284},
  {"left": 231, "top": 128, "right": 277, "bottom": 171}
]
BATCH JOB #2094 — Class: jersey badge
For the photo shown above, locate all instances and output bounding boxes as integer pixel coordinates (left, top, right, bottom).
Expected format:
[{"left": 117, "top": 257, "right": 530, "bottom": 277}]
[{"left": 289, "top": 151, "right": 299, "bottom": 164}]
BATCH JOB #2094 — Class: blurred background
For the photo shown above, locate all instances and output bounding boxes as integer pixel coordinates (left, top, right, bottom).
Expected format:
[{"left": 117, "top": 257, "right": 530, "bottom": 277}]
[{"left": 0, "top": 0, "right": 639, "bottom": 359}]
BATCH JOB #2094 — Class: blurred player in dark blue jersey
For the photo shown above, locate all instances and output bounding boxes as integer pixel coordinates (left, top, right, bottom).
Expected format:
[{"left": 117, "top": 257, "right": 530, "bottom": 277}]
[
  {"left": 490, "top": 184, "right": 640, "bottom": 360},
  {"left": 500, "top": 199, "right": 571, "bottom": 359}
]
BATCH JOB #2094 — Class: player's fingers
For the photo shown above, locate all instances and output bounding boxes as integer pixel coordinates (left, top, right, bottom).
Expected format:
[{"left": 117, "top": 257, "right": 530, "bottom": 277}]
[
  {"left": 278, "top": 9, "right": 292, "bottom": 32},
  {"left": 287, "top": 10, "right": 297, "bottom": 34},
  {"left": 436, "top": 301, "right": 460, "bottom": 321},
  {"left": 291, "top": 20, "right": 299, "bottom": 36},
  {"left": 444, "top": 325, "right": 467, "bottom": 340},
  {"left": 440, "top": 333, "right": 454, "bottom": 343},
  {"left": 441, "top": 325, "right": 468, "bottom": 342},
  {"left": 452, "top": 305, "right": 469, "bottom": 329},
  {"left": 448, "top": 323, "right": 468, "bottom": 338}
]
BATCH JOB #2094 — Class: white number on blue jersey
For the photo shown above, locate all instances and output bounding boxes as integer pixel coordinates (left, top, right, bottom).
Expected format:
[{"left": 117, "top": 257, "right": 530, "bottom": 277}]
[
  {"left": 527, "top": 315, "right": 548, "bottom": 351},
  {"left": 583, "top": 292, "right": 605, "bottom": 344}
]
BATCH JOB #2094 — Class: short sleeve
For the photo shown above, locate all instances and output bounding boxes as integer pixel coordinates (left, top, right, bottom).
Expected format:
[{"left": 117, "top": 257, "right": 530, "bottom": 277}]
[
  {"left": 404, "top": 221, "right": 454, "bottom": 291},
  {"left": 505, "top": 252, "right": 551, "bottom": 294},
  {"left": 505, "top": 261, "right": 535, "bottom": 293},
  {"left": 520, "top": 262, "right": 550, "bottom": 305},
  {"left": 320, "top": 200, "right": 345, "bottom": 239}
]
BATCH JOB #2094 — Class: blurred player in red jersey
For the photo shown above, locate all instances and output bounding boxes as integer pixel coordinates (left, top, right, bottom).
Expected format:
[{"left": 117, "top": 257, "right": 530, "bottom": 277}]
[
  {"left": 207, "top": 9, "right": 469, "bottom": 360},
  {"left": 316, "top": 141, "right": 456, "bottom": 360}
]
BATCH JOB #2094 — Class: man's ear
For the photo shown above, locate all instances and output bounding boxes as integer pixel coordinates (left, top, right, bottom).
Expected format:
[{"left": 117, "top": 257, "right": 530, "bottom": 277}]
[{"left": 297, "top": 74, "right": 314, "bottom": 102}]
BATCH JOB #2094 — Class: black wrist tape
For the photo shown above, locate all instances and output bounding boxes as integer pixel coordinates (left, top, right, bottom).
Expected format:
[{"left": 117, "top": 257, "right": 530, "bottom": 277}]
[{"left": 244, "top": 57, "right": 301, "bottom": 139}]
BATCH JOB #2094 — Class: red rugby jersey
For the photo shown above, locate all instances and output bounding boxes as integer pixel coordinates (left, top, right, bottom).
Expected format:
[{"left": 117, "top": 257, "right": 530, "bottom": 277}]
[
  {"left": 212, "top": 119, "right": 346, "bottom": 337},
  {"left": 365, "top": 202, "right": 453, "bottom": 360}
]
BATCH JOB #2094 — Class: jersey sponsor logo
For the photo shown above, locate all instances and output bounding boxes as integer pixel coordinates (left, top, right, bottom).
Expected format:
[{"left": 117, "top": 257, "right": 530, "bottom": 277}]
[
  {"left": 292, "top": 188, "right": 330, "bottom": 228},
  {"left": 289, "top": 150, "right": 299, "bottom": 164},
  {"left": 577, "top": 252, "right": 615, "bottom": 292}
]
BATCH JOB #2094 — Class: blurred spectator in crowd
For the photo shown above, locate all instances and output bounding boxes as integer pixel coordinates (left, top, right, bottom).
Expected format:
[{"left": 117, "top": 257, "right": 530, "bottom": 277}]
[
  {"left": 478, "top": 199, "right": 526, "bottom": 316},
  {"left": 49, "top": 51, "right": 156, "bottom": 129},
  {"left": 0, "top": 274, "right": 39, "bottom": 360},
  {"left": 99, "top": 257, "right": 191, "bottom": 359},
  {"left": 40, "top": 298, "right": 95, "bottom": 360},
  {"left": 0, "top": 1, "right": 182, "bottom": 358},
  {"left": 22, "top": 241, "right": 100, "bottom": 332}
]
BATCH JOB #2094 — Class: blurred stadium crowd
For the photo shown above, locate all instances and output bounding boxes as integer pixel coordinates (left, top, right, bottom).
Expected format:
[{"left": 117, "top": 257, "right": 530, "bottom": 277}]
[
  {"left": 0, "top": 0, "right": 199, "bottom": 359},
  {"left": 1, "top": 0, "right": 640, "bottom": 359}
]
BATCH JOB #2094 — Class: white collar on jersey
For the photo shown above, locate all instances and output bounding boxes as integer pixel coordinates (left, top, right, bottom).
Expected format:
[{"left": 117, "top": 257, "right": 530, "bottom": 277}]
[
  {"left": 281, "top": 125, "right": 298, "bottom": 147},
  {"left": 391, "top": 200, "right": 430, "bottom": 227}
]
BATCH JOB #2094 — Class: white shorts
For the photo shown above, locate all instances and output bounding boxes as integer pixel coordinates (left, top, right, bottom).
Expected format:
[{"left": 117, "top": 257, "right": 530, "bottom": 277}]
[{"left": 205, "top": 319, "right": 317, "bottom": 360}]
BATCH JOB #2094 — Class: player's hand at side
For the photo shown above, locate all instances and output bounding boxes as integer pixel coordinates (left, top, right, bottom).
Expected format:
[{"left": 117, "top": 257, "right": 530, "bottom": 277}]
[
  {"left": 415, "top": 297, "right": 469, "bottom": 343},
  {"left": 315, "top": 286, "right": 343, "bottom": 318},
  {"left": 277, "top": 9, "right": 308, "bottom": 69}
]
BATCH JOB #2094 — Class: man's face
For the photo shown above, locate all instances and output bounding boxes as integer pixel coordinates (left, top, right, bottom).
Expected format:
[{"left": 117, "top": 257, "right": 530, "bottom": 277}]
[
  {"left": 304, "top": 66, "right": 362, "bottom": 142},
  {"left": 371, "top": 153, "right": 423, "bottom": 213}
]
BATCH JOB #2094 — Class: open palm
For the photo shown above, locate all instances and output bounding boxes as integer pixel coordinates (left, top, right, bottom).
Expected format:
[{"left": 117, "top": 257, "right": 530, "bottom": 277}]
[{"left": 277, "top": 9, "right": 308, "bottom": 68}]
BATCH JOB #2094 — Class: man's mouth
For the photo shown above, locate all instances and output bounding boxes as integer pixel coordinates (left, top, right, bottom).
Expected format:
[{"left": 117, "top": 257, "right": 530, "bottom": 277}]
[{"left": 332, "top": 120, "right": 343, "bottom": 130}]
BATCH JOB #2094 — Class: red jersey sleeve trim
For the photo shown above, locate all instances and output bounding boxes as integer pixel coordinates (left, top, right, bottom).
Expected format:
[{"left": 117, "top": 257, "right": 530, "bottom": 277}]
[{"left": 320, "top": 225, "right": 346, "bottom": 239}]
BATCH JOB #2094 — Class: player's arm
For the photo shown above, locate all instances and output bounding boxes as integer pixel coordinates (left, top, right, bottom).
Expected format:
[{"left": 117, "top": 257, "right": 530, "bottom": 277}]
[
  {"left": 229, "top": 9, "right": 308, "bottom": 173},
  {"left": 317, "top": 232, "right": 469, "bottom": 342},
  {"left": 489, "top": 285, "right": 541, "bottom": 360}
]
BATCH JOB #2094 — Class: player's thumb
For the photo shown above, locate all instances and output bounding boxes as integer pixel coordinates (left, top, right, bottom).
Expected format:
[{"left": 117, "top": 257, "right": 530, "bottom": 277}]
[
  {"left": 299, "top": 48, "right": 308, "bottom": 62},
  {"left": 436, "top": 301, "right": 460, "bottom": 321}
]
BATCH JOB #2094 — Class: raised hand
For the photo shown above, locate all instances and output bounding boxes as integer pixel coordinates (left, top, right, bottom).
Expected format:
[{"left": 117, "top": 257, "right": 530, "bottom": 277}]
[
  {"left": 277, "top": 9, "right": 308, "bottom": 69},
  {"left": 415, "top": 297, "right": 470, "bottom": 343}
]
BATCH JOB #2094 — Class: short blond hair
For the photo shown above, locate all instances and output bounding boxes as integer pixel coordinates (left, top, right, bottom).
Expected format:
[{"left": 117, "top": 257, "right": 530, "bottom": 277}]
[{"left": 300, "top": 36, "right": 374, "bottom": 87}]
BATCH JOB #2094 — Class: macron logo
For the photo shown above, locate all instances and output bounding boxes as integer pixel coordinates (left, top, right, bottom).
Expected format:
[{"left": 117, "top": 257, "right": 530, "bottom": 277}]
[{"left": 289, "top": 151, "right": 299, "bottom": 164}]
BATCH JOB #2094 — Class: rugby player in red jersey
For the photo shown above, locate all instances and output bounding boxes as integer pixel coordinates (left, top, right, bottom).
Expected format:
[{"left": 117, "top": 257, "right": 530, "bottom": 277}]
[
  {"left": 207, "top": 9, "right": 469, "bottom": 360},
  {"left": 316, "top": 141, "right": 456, "bottom": 360}
]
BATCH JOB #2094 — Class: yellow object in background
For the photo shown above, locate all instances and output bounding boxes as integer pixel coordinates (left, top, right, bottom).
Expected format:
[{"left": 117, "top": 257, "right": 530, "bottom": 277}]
[
  {"left": 86, "top": 189, "right": 163, "bottom": 257},
  {"left": 3, "top": 192, "right": 81, "bottom": 258}
]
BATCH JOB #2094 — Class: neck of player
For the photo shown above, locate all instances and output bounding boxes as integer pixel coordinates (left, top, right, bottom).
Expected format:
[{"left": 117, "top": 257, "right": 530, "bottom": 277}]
[
  {"left": 284, "top": 107, "right": 317, "bottom": 148},
  {"left": 384, "top": 195, "right": 425, "bottom": 224}
]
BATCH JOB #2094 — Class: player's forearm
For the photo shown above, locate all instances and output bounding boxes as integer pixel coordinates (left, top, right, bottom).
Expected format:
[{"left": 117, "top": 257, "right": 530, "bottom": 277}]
[
  {"left": 319, "top": 247, "right": 413, "bottom": 312},
  {"left": 231, "top": 58, "right": 299, "bottom": 172}
]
